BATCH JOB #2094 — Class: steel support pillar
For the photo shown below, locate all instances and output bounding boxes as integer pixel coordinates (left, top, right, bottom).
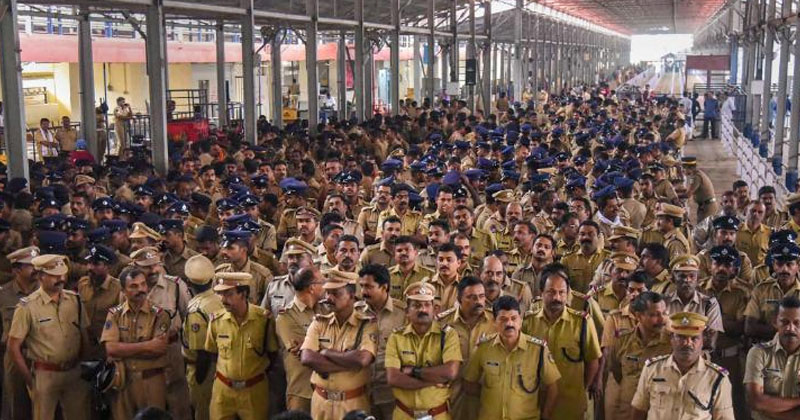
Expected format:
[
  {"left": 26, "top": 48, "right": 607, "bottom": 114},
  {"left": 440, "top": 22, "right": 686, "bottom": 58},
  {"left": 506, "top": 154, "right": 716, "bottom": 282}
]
[
  {"left": 365, "top": 47, "right": 374, "bottom": 116},
  {"left": 482, "top": 0, "right": 491, "bottom": 113},
  {"left": 146, "top": 0, "right": 168, "bottom": 174},
  {"left": 760, "top": 0, "right": 777, "bottom": 144},
  {"left": 390, "top": 0, "right": 400, "bottom": 115},
  {"left": 427, "top": 0, "right": 436, "bottom": 105},
  {"left": 441, "top": 45, "right": 448, "bottom": 97},
  {"left": 414, "top": 36, "right": 422, "bottom": 104},
  {"left": 354, "top": 0, "right": 365, "bottom": 120},
  {"left": 216, "top": 21, "right": 228, "bottom": 128},
  {"left": 78, "top": 10, "right": 99, "bottom": 159},
  {"left": 468, "top": 0, "right": 476, "bottom": 110},
  {"left": 0, "top": 0, "right": 28, "bottom": 179},
  {"left": 450, "top": 0, "right": 458, "bottom": 86},
  {"left": 337, "top": 31, "right": 347, "bottom": 121},
  {"left": 306, "top": 0, "right": 319, "bottom": 132},
  {"left": 240, "top": 0, "right": 256, "bottom": 142},
  {"left": 774, "top": 0, "right": 790, "bottom": 159},
  {"left": 788, "top": 14, "right": 800, "bottom": 176},
  {"left": 532, "top": 16, "right": 539, "bottom": 92},
  {"left": 271, "top": 34, "right": 282, "bottom": 127}
]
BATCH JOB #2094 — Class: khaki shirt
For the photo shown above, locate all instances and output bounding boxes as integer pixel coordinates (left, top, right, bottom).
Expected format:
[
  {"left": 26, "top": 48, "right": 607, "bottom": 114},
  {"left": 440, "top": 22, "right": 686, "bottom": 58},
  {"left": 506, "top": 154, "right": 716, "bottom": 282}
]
[
  {"left": 301, "top": 310, "right": 378, "bottom": 390},
  {"left": 511, "top": 263, "right": 546, "bottom": 297},
  {"left": 262, "top": 275, "right": 295, "bottom": 315},
  {"left": 594, "top": 283, "right": 625, "bottom": 316},
  {"left": 663, "top": 229, "right": 691, "bottom": 261},
  {"left": 420, "top": 211, "right": 448, "bottom": 237},
  {"left": 701, "top": 278, "right": 749, "bottom": 351},
  {"left": 100, "top": 299, "right": 171, "bottom": 371},
  {"left": 256, "top": 219, "right": 278, "bottom": 253},
  {"left": 607, "top": 329, "right": 672, "bottom": 419},
  {"left": 489, "top": 224, "right": 515, "bottom": 254},
  {"left": 744, "top": 334, "right": 800, "bottom": 420},
  {"left": 182, "top": 289, "right": 224, "bottom": 363},
  {"left": 561, "top": 248, "right": 611, "bottom": 293},
  {"left": 467, "top": 228, "right": 493, "bottom": 267},
  {"left": 664, "top": 291, "right": 724, "bottom": 333},
  {"left": 359, "top": 243, "right": 394, "bottom": 268},
  {"left": 621, "top": 197, "right": 648, "bottom": 229},
  {"left": 506, "top": 247, "right": 533, "bottom": 276},
  {"left": 763, "top": 210, "right": 787, "bottom": 230},
  {"left": 522, "top": 306, "right": 602, "bottom": 419},
  {"left": 388, "top": 264, "right": 434, "bottom": 301},
  {"left": 601, "top": 305, "right": 637, "bottom": 348},
  {"left": 55, "top": 127, "right": 78, "bottom": 152},
  {"left": 9, "top": 288, "right": 88, "bottom": 365},
  {"left": 277, "top": 208, "right": 299, "bottom": 241},
  {"left": 355, "top": 298, "right": 407, "bottom": 404},
  {"left": 357, "top": 205, "right": 386, "bottom": 242},
  {"left": 77, "top": 275, "right": 122, "bottom": 358},
  {"left": 376, "top": 208, "right": 423, "bottom": 237},
  {"left": 655, "top": 178, "right": 679, "bottom": 204},
  {"left": 216, "top": 259, "right": 272, "bottom": 305},
  {"left": 687, "top": 170, "right": 715, "bottom": 206},
  {"left": 205, "top": 304, "right": 278, "bottom": 380},
  {"left": 463, "top": 333, "right": 561, "bottom": 420},
  {"left": 736, "top": 223, "right": 770, "bottom": 267},
  {"left": 276, "top": 297, "right": 319, "bottom": 399},
  {"left": 744, "top": 278, "right": 800, "bottom": 325},
  {"left": 696, "top": 248, "right": 754, "bottom": 286},
  {"left": 0, "top": 279, "right": 38, "bottom": 347},
  {"left": 385, "top": 322, "right": 462, "bottom": 411},
  {"left": 502, "top": 277, "right": 534, "bottom": 314},
  {"left": 147, "top": 274, "right": 191, "bottom": 330},
  {"left": 425, "top": 273, "right": 461, "bottom": 313},
  {"left": 631, "top": 354, "right": 735, "bottom": 420}
]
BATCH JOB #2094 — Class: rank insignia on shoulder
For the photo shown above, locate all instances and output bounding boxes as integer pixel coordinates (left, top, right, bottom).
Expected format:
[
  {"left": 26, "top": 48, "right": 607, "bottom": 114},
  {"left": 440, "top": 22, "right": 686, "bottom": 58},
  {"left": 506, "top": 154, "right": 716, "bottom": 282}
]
[
  {"left": 104, "top": 320, "right": 113, "bottom": 330},
  {"left": 191, "top": 323, "right": 200, "bottom": 332}
]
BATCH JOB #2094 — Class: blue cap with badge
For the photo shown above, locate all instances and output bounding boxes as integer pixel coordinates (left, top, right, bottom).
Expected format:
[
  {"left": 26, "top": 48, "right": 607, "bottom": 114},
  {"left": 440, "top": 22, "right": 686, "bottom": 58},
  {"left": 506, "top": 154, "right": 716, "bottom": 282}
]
[
  {"left": 38, "top": 231, "right": 68, "bottom": 254},
  {"left": 166, "top": 201, "right": 191, "bottom": 216},
  {"left": 157, "top": 219, "right": 184, "bottom": 234},
  {"left": 220, "top": 229, "right": 252, "bottom": 247},
  {"left": 101, "top": 219, "right": 129, "bottom": 233},
  {"left": 85, "top": 244, "right": 118, "bottom": 264},
  {"left": 591, "top": 185, "right": 617, "bottom": 201}
]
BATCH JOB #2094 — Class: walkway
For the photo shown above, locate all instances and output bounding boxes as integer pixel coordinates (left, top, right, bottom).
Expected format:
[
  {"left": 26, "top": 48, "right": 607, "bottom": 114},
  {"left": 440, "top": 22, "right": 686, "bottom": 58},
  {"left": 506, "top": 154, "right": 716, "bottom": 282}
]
[{"left": 683, "top": 137, "right": 738, "bottom": 221}]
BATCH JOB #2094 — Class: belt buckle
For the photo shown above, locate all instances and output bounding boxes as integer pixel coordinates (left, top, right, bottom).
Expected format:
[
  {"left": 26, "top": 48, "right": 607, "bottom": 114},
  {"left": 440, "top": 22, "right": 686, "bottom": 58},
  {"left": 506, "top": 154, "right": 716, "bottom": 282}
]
[
  {"left": 413, "top": 412, "right": 433, "bottom": 420},
  {"left": 231, "top": 380, "right": 246, "bottom": 390},
  {"left": 327, "top": 390, "right": 344, "bottom": 401}
]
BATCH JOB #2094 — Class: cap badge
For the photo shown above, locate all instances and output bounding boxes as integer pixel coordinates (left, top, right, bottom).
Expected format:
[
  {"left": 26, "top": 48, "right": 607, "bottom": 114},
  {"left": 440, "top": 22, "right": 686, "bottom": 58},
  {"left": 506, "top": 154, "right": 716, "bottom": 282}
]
[{"left": 681, "top": 317, "right": 690, "bottom": 326}]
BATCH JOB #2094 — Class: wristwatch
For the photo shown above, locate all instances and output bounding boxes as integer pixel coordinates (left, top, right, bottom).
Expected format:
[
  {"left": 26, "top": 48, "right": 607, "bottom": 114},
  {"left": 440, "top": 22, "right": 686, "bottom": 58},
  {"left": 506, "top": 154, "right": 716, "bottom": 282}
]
[{"left": 411, "top": 366, "right": 422, "bottom": 379}]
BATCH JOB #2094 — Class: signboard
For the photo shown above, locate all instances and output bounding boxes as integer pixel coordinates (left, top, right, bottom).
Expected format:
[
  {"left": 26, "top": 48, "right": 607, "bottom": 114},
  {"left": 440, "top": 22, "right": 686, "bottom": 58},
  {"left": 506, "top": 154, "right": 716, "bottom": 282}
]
[{"left": 465, "top": 59, "right": 477, "bottom": 86}]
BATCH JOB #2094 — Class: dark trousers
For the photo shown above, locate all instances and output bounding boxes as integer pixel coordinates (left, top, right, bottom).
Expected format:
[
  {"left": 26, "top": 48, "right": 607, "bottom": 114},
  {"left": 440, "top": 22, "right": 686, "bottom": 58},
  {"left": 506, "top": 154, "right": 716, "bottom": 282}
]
[{"left": 702, "top": 117, "right": 719, "bottom": 139}]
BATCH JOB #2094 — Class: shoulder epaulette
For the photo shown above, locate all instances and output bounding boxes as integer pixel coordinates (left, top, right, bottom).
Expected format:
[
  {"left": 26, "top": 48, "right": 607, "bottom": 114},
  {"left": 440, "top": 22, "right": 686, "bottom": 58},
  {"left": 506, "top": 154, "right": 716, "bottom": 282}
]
[
  {"left": 392, "top": 325, "right": 405, "bottom": 333},
  {"left": 705, "top": 360, "right": 729, "bottom": 375},
  {"left": 392, "top": 298, "right": 407, "bottom": 309},
  {"left": 152, "top": 305, "right": 163, "bottom": 314},
  {"left": 281, "top": 208, "right": 297, "bottom": 216},
  {"left": 441, "top": 324, "right": 452, "bottom": 333},
  {"left": 108, "top": 304, "right": 123, "bottom": 314},
  {"left": 215, "top": 263, "right": 232, "bottom": 272},
  {"left": 355, "top": 311, "right": 375, "bottom": 322},
  {"left": 645, "top": 354, "right": 670, "bottom": 366},
  {"left": 314, "top": 313, "right": 334, "bottom": 321},
  {"left": 436, "top": 307, "right": 456, "bottom": 320},
  {"left": 164, "top": 275, "right": 180, "bottom": 283},
  {"left": 63, "top": 290, "right": 78, "bottom": 297},
  {"left": 527, "top": 335, "right": 547, "bottom": 347},
  {"left": 565, "top": 306, "right": 588, "bottom": 319},
  {"left": 477, "top": 333, "right": 496, "bottom": 345},
  {"left": 18, "top": 296, "right": 30, "bottom": 305},
  {"left": 756, "top": 340, "right": 777, "bottom": 349}
]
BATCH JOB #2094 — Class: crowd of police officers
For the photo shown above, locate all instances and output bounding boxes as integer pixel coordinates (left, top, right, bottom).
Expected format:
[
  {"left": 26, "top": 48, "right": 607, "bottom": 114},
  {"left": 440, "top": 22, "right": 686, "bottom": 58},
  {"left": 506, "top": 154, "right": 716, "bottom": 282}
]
[{"left": 0, "top": 81, "right": 799, "bottom": 420}]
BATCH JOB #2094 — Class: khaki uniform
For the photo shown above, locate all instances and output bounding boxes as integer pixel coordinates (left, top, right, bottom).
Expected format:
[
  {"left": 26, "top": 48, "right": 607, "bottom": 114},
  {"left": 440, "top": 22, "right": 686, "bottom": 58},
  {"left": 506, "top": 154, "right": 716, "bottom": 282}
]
[
  {"left": 664, "top": 228, "right": 691, "bottom": 261},
  {"left": 388, "top": 264, "right": 434, "bottom": 301},
  {"left": 631, "top": 354, "right": 734, "bottom": 420},
  {"left": 216, "top": 260, "right": 272, "bottom": 304},
  {"left": 77, "top": 275, "right": 122, "bottom": 359},
  {"left": 511, "top": 264, "right": 545, "bottom": 297},
  {"left": 262, "top": 275, "right": 296, "bottom": 316},
  {"left": 301, "top": 310, "right": 378, "bottom": 420},
  {"left": 736, "top": 223, "right": 770, "bottom": 267},
  {"left": 111, "top": 252, "right": 132, "bottom": 279},
  {"left": 8, "top": 288, "right": 90, "bottom": 420},
  {"left": 277, "top": 208, "right": 300, "bottom": 242},
  {"left": 463, "top": 333, "right": 561, "bottom": 420},
  {"left": 650, "top": 270, "right": 673, "bottom": 295},
  {"left": 594, "top": 283, "right": 624, "bottom": 316},
  {"left": 355, "top": 298, "right": 407, "bottom": 418},
  {"left": 182, "top": 289, "right": 223, "bottom": 420},
  {"left": 359, "top": 243, "right": 394, "bottom": 268},
  {"left": 744, "top": 277, "right": 800, "bottom": 328},
  {"left": 561, "top": 248, "right": 611, "bottom": 293},
  {"left": 256, "top": 219, "right": 279, "bottom": 253},
  {"left": 621, "top": 197, "right": 648, "bottom": 229},
  {"left": 696, "top": 248, "right": 754, "bottom": 286},
  {"left": 425, "top": 273, "right": 461, "bottom": 313},
  {"left": 488, "top": 224, "right": 515, "bottom": 254},
  {"left": 555, "top": 239, "right": 579, "bottom": 259},
  {"left": 101, "top": 300, "right": 172, "bottom": 419},
  {"left": 420, "top": 211, "right": 448, "bottom": 237},
  {"left": 276, "top": 297, "right": 319, "bottom": 412},
  {"left": 146, "top": 275, "right": 192, "bottom": 420},
  {"left": 501, "top": 277, "right": 534, "bottom": 314},
  {"left": 743, "top": 334, "right": 800, "bottom": 420},
  {"left": 687, "top": 170, "right": 718, "bottom": 222},
  {"left": 357, "top": 205, "right": 386, "bottom": 244},
  {"left": 418, "top": 248, "right": 438, "bottom": 273},
  {"left": 763, "top": 210, "right": 787, "bottom": 230},
  {"left": 164, "top": 244, "right": 202, "bottom": 279},
  {"left": 205, "top": 304, "right": 278, "bottom": 420},
  {"left": 467, "top": 229, "right": 492, "bottom": 268},
  {"left": 601, "top": 305, "right": 637, "bottom": 349},
  {"left": 0, "top": 278, "right": 37, "bottom": 420},
  {"left": 781, "top": 219, "right": 800, "bottom": 241},
  {"left": 655, "top": 178, "right": 679, "bottom": 204},
  {"left": 640, "top": 226, "right": 665, "bottom": 249},
  {"left": 605, "top": 329, "right": 672, "bottom": 420},
  {"left": 506, "top": 247, "right": 533, "bottom": 276},
  {"left": 385, "top": 322, "right": 462, "bottom": 420},
  {"left": 522, "top": 307, "right": 602, "bottom": 420},
  {"left": 664, "top": 291, "right": 724, "bottom": 334},
  {"left": 532, "top": 211, "right": 555, "bottom": 237},
  {"left": 377, "top": 208, "right": 423, "bottom": 237},
  {"left": 437, "top": 307, "right": 495, "bottom": 420},
  {"left": 639, "top": 194, "right": 659, "bottom": 228}
]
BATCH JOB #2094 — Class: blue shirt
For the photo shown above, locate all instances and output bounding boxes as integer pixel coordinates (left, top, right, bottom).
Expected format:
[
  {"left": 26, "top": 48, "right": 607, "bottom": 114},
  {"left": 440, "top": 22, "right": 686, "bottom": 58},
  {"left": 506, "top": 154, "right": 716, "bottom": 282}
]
[{"left": 704, "top": 98, "right": 719, "bottom": 119}]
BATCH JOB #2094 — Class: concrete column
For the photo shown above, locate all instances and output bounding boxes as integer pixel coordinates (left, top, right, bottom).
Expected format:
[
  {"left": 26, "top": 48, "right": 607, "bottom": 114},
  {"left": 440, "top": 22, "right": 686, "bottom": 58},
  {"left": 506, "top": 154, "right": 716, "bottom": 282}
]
[
  {"left": 788, "top": 12, "right": 800, "bottom": 174},
  {"left": 146, "top": 0, "right": 168, "bottom": 174},
  {"left": 532, "top": 16, "right": 539, "bottom": 92},
  {"left": 337, "top": 30, "right": 347, "bottom": 121},
  {"left": 414, "top": 36, "right": 422, "bottom": 104},
  {"left": 468, "top": 0, "right": 476, "bottom": 110},
  {"left": 240, "top": 0, "right": 256, "bottom": 143},
  {"left": 365, "top": 46, "right": 374, "bottom": 116},
  {"left": 759, "top": 0, "right": 776, "bottom": 144},
  {"left": 427, "top": 0, "right": 436, "bottom": 105},
  {"left": 271, "top": 34, "right": 282, "bottom": 127},
  {"left": 390, "top": 0, "right": 400, "bottom": 115},
  {"left": 216, "top": 21, "right": 228, "bottom": 128},
  {"left": 482, "top": 0, "right": 492, "bottom": 113},
  {"left": 774, "top": 0, "right": 790, "bottom": 159},
  {"left": 441, "top": 44, "right": 449, "bottom": 96},
  {"left": 450, "top": 0, "right": 458, "bottom": 85},
  {"left": 78, "top": 10, "right": 99, "bottom": 158},
  {"left": 306, "top": 0, "right": 319, "bottom": 132},
  {"left": 0, "top": 0, "right": 28, "bottom": 179},
  {"left": 354, "top": 0, "right": 365, "bottom": 120}
]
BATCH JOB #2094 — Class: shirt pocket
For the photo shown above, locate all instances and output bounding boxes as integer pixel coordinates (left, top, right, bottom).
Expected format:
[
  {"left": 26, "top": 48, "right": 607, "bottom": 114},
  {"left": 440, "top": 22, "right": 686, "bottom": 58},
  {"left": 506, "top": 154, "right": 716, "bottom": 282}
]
[
  {"left": 511, "top": 363, "right": 539, "bottom": 395},
  {"left": 651, "top": 383, "right": 672, "bottom": 409},
  {"left": 216, "top": 335, "right": 233, "bottom": 359},
  {"left": 763, "top": 368, "right": 783, "bottom": 396},
  {"left": 561, "top": 344, "right": 583, "bottom": 363},
  {"left": 483, "top": 362, "right": 502, "bottom": 389}
]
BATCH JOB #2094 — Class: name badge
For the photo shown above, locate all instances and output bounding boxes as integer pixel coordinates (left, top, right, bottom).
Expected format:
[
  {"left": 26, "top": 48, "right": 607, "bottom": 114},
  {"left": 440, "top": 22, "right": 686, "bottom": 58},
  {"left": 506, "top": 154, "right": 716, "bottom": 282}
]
[
  {"left": 765, "top": 368, "right": 781, "bottom": 373},
  {"left": 401, "top": 350, "right": 416, "bottom": 355},
  {"left": 652, "top": 377, "right": 666, "bottom": 382},
  {"left": 625, "top": 356, "right": 640, "bottom": 361},
  {"left": 766, "top": 299, "right": 780, "bottom": 304},
  {"left": 218, "top": 334, "right": 230, "bottom": 339},
  {"left": 486, "top": 361, "right": 500, "bottom": 367},
  {"left": 319, "top": 338, "right": 331, "bottom": 343},
  {"left": 38, "top": 317, "right": 52, "bottom": 323},
  {"left": 119, "top": 326, "right": 129, "bottom": 331}
]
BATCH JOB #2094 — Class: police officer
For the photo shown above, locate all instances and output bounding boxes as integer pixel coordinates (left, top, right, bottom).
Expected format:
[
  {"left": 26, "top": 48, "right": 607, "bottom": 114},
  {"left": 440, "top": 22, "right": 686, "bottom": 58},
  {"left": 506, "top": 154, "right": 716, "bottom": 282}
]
[
  {"left": 656, "top": 204, "right": 691, "bottom": 261},
  {"left": 78, "top": 244, "right": 122, "bottom": 359},
  {"left": 360, "top": 216, "right": 401, "bottom": 267},
  {"left": 604, "top": 291, "right": 671, "bottom": 420},
  {"left": 743, "top": 295, "right": 800, "bottom": 419},
  {"left": 665, "top": 255, "right": 724, "bottom": 350},
  {"left": 159, "top": 219, "right": 199, "bottom": 280},
  {"left": 388, "top": 236, "right": 434, "bottom": 300},
  {"left": 0, "top": 246, "right": 39, "bottom": 420},
  {"left": 631, "top": 312, "right": 734, "bottom": 420},
  {"left": 217, "top": 230, "right": 272, "bottom": 304},
  {"left": 522, "top": 263, "right": 602, "bottom": 420},
  {"left": 276, "top": 267, "right": 325, "bottom": 413},
  {"left": 128, "top": 221, "right": 162, "bottom": 253},
  {"left": 696, "top": 216, "right": 754, "bottom": 285},
  {"left": 276, "top": 178, "right": 309, "bottom": 245},
  {"left": 129, "top": 246, "right": 192, "bottom": 419},
  {"left": 437, "top": 276, "right": 495, "bottom": 420},
  {"left": 594, "top": 252, "right": 639, "bottom": 315},
  {"left": 481, "top": 255, "right": 533, "bottom": 313},
  {"left": 425, "top": 243, "right": 463, "bottom": 313},
  {"left": 205, "top": 271, "right": 278, "bottom": 419},
  {"left": 7, "top": 254, "right": 90, "bottom": 420},
  {"left": 385, "top": 281, "right": 462, "bottom": 420},
  {"left": 376, "top": 183, "right": 423, "bottom": 238},
  {"left": 561, "top": 220, "right": 610, "bottom": 293},
  {"left": 102, "top": 266, "right": 173, "bottom": 419},
  {"left": 683, "top": 156, "right": 719, "bottom": 222},
  {"left": 744, "top": 242, "right": 800, "bottom": 342},
  {"left": 300, "top": 269, "right": 377, "bottom": 420},
  {"left": 182, "top": 255, "right": 223, "bottom": 420},
  {"left": 357, "top": 179, "right": 392, "bottom": 246},
  {"left": 262, "top": 238, "right": 316, "bottom": 316},
  {"left": 464, "top": 295, "right": 560, "bottom": 420},
  {"left": 355, "top": 264, "right": 407, "bottom": 419}
]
